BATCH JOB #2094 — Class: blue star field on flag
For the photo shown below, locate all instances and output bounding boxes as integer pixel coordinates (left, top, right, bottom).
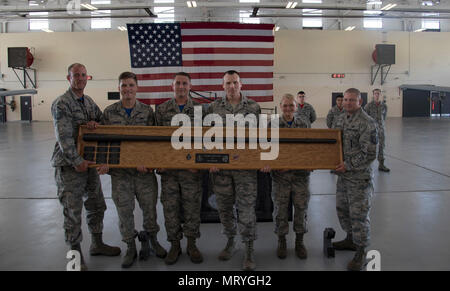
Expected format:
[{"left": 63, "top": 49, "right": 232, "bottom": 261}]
[{"left": 127, "top": 23, "right": 183, "bottom": 68}]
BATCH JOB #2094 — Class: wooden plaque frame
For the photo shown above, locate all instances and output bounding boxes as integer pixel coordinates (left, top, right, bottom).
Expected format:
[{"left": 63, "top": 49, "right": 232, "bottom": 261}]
[{"left": 77, "top": 125, "right": 343, "bottom": 170}]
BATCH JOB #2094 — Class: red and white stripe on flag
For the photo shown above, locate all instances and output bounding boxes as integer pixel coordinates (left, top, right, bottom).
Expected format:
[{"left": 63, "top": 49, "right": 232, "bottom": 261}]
[{"left": 129, "top": 22, "right": 274, "bottom": 105}]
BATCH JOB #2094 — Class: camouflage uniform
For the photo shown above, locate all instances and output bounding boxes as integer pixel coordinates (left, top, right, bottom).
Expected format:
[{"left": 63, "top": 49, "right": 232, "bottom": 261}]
[
  {"left": 270, "top": 116, "right": 311, "bottom": 236},
  {"left": 294, "top": 102, "right": 316, "bottom": 125},
  {"left": 207, "top": 95, "right": 261, "bottom": 242},
  {"left": 333, "top": 108, "right": 378, "bottom": 248},
  {"left": 51, "top": 88, "right": 106, "bottom": 246},
  {"left": 364, "top": 101, "right": 387, "bottom": 162},
  {"left": 155, "top": 98, "right": 204, "bottom": 242},
  {"left": 101, "top": 100, "right": 160, "bottom": 243},
  {"left": 326, "top": 105, "right": 345, "bottom": 129}
]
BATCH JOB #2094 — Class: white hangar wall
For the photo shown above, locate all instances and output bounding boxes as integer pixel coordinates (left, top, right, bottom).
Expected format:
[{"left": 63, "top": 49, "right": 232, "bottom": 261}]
[{"left": 1, "top": 29, "right": 449, "bottom": 121}]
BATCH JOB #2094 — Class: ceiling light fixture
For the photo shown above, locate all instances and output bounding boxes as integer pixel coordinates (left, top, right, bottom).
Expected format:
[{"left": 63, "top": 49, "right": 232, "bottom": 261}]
[
  {"left": 414, "top": 28, "right": 426, "bottom": 32},
  {"left": 381, "top": 3, "right": 397, "bottom": 10},
  {"left": 118, "top": 26, "right": 127, "bottom": 31},
  {"left": 187, "top": 1, "right": 197, "bottom": 8},
  {"left": 80, "top": 3, "right": 98, "bottom": 10},
  {"left": 421, "top": 1, "right": 434, "bottom": 6},
  {"left": 344, "top": 26, "right": 355, "bottom": 31},
  {"left": 286, "top": 2, "right": 298, "bottom": 9},
  {"left": 41, "top": 28, "right": 54, "bottom": 33}
]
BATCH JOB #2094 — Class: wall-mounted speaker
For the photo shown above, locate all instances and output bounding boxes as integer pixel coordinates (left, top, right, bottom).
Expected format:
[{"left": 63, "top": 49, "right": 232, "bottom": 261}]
[
  {"left": 8, "top": 47, "right": 34, "bottom": 68},
  {"left": 375, "top": 44, "right": 395, "bottom": 65}
]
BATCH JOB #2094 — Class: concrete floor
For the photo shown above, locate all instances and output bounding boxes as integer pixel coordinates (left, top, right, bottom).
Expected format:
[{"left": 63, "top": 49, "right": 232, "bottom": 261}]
[{"left": 0, "top": 117, "right": 449, "bottom": 271}]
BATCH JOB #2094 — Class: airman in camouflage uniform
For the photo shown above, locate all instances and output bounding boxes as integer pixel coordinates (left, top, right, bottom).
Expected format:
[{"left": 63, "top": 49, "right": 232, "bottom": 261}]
[
  {"left": 98, "top": 72, "right": 166, "bottom": 268},
  {"left": 294, "top": 91, "right": 317, "bottom": 125},
  {"left": 332, "top": 88, "right": 378, "bottom": 271},
  {"left": 51, "top": 63, "right": 120, "bottom": 271},
  {"left": 264, "top": 94, "right": 311, "bottom": 260},
  {"left": 207, "top": 70, "right": 261, "bottom": 271},
  {"left": 326, "top": 94, "right": 345, "bottom": 129},
  {"left": 155, "top": 72, "right": 204, "bottom": 265},
  {"left": 364, "top": 89, "right": 390, "bottom": 172}
]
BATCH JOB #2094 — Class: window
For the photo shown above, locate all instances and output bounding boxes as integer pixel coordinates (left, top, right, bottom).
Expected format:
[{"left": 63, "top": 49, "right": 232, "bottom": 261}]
[
  {"left": 154, "top": 0, "right": 174, "bottom": 23},
  {"left": 364, "top": 10, "right": 382, "bottom": 16},
  {"left": 239, "top": 10, "right": 260, "bottom": 24},
  {"left": 422, "top": 19, "right": 440, "bottom": 30},
  {"left": 366, "top": 1, "right": 382, "bottom": 10},
  {"left": 154, "top": 7, "right": 175, "bottom": 23},
  {"left": 91, "top": 17, "right": 111, "bottom": 29},
  {"left": 364, "top": 18, "right": 382, "bottom": 29},
  {"left": 29, "top": 12, "right": 49, "bottom": 30},
  {"left": 91, "top": 0, "right": 111, "bottom": 29},
  {"left": 364, "top": 10, "right": 382, "bottom": 29},
  {"left": 303, "top": 18, "right": 323, "bottom": 28},
  {"left": 422, "top": 13, "right": 440, "bottom": 31},
  {"left": 302, "top": 9, "right": 322, "bottom": 28}
]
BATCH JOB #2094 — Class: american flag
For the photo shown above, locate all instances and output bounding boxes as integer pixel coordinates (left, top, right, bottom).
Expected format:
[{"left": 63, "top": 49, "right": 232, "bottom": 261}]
[{"left": 126, "top": 22, "right": 274, "bottom": 105}]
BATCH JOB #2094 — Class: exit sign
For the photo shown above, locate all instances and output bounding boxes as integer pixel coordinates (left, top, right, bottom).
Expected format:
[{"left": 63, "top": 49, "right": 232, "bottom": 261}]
[{"left": 331, "top": 73, "right": 345, "bottom": 78}]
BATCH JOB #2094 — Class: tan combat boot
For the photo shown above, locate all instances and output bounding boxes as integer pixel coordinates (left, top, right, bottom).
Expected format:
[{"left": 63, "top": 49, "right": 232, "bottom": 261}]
[
  {"left": 295, "top": 233, "right": 307, "bottom": 259},
  {"left": 218, "top": 237, "right": 236, "bottom": 261},
  {"left": 332, "top": 233, "right": 357, "bottom": 251},
  {"left": 347, "top": 246, "right": 366, "bottom": 271},
  {"left": 121, "top": 240, "right": 137, "bottom": 268},
  {"left": 165, "top": 240, "right": 181, "bottom": 265},
  {"left": 277, "top": 236, "right": 287, "bottom": 259},
  {"left": 187, "top": 237, "right": 203, "bottom": 264},
  {"left": 89, "top": 233, "right": 121, "bottom": 256},
  {"left": 242, "top": 241, "right": 256, "bottom": 271}
]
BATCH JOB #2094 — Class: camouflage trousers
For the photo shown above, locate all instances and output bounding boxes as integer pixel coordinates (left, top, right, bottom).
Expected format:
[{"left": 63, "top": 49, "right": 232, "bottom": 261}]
[
  {"left": 336, "top": 176, "right": 373, "bottom": 248},
  {"left": 377, "top": 126, "right": 385, "bottom": 162},
  {"left": 55, "top": 166, "right": 106, "bottom": 246},
  {"left": 212, "top": 170, "right": 257, "bottom": 242},
  {"left": 160, "top": 170, "right": 202, "bottom": 242},
  {"left": 271, "top": 172, "right": 311, "bottom": 236},
  {"left": 111, "top": 172, "right": 159, "bottom": 243}
]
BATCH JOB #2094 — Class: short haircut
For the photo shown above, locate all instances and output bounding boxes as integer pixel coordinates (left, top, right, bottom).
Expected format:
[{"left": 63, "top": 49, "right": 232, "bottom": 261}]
[
  {"left": 280, "top": 93, "right": 296, "bottom": 104},
  {"left": 223, "top": 70, "right": 240, "bottom": 77},
  {"left": 373, "top": 88, "right": 381, "bottom": 93},
  {"left": 67, "top": 63, "right": 85, "bottom": 75},
  {"left": 344, "top": 88, "right": 361, "bottom": 98},
  {"left": 297, "top": 91, "right": 305, "bottom": 95},
  {"left": 173, "top": 72, "right": 191, "bottom": 81},
  {"left": 336, "top": 94, "right": 344, "bottom": 99},
  {"left": 118, "top": 71, "right": 138, "bottom": 85}
]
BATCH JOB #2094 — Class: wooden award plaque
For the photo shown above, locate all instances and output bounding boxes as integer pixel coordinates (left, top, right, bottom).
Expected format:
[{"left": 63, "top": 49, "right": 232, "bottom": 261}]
[{"left": 77, "top": 125, "right": 343, "bottom": 170}]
